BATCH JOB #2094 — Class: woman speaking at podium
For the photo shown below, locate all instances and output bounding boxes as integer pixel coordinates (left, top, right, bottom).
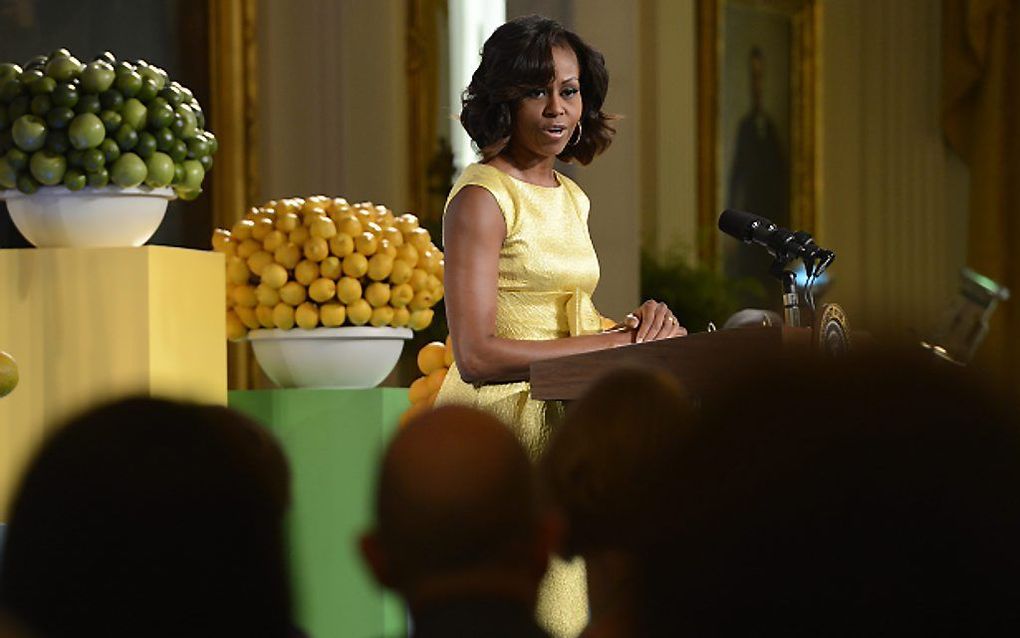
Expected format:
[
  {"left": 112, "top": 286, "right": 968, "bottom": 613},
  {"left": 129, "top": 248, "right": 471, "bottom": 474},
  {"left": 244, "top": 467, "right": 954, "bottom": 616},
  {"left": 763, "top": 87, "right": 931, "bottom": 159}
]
[{"left": 434, "top": 14, "right": 685, "bottom": 636}]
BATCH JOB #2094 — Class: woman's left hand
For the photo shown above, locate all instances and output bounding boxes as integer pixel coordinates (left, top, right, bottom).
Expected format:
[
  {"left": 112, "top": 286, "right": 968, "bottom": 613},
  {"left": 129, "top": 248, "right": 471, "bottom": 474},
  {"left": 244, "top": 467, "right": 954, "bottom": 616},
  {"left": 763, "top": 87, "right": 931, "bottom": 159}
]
[{"left": 624, "top": 300, "right": 687, "bottom": 343}]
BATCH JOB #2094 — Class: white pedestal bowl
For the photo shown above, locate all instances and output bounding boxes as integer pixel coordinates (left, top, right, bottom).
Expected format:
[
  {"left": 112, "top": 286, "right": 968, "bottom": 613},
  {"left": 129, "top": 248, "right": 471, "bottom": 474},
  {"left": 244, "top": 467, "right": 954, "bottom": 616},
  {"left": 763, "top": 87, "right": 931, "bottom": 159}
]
[
  {"left": 247, "top": 326, "right": 414, "bottom": 389},
  {"left": 1, "top": 186, "right": 175, "bottom": 248}
]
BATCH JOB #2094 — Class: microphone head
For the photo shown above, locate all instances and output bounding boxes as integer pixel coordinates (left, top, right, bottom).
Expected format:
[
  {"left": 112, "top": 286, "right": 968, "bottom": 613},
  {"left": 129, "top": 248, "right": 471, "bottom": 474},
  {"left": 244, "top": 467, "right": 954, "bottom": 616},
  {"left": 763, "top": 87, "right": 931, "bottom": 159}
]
[{"left": 719, "top": 209, "right": 767, "bottom": 242}]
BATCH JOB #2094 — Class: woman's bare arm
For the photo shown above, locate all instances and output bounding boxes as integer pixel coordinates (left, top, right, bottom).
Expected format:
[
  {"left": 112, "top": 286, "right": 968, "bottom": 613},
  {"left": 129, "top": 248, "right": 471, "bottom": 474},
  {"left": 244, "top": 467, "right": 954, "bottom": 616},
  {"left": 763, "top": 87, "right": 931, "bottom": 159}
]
[{"left": 443, "top": 185, "right": 638, "bottom": 385}]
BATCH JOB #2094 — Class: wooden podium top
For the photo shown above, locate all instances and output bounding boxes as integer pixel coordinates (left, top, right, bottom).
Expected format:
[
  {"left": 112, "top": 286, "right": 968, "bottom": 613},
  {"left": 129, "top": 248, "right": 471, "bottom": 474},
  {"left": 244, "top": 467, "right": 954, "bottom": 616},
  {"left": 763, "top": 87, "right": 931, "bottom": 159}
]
[{"left": 530, "top": 327, "right": 812, "bottom": 401}]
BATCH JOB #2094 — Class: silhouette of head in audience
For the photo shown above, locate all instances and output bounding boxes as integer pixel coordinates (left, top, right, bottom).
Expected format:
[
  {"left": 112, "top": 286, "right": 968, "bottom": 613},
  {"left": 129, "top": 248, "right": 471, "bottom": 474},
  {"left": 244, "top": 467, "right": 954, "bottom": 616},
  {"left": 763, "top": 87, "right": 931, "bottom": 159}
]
[
  {"left": 541, "top": 368, "right": 694, "bottom": 635},
  {"left": 361, "top": 405, "right": 557, "bottom": 629},
  {"left": 641, "top": 350, "right": 1020, "bottom": 636},
  {"left": 542, "top": 367, "right": 694, "bottom": 556},
  {"left": 0, "top": 397, "right": 293, "bottom": 638}
]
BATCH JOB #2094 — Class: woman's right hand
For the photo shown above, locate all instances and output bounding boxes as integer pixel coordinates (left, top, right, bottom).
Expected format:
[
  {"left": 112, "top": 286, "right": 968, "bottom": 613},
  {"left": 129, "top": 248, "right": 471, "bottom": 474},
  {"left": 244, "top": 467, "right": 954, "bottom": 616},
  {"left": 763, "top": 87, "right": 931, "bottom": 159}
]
[{"left": 625, "top": 300, "right": 687, "bottom": 343}]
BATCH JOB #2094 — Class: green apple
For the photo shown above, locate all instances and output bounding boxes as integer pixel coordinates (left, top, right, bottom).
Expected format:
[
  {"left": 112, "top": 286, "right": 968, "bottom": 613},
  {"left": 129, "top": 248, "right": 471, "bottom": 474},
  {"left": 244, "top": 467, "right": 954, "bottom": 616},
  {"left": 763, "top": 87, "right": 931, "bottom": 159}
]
[
  {"left": 0, "top": 350, "right": 18, "bottom": 398},
  {"left": 12, "top": 114, "right": 47, "bottom": 152},
  {"left": 29, "top": 149, "right": 67, "bottom": 185},
  {"left": 68, "top": 112, "right": 105, "bottom": 149}
]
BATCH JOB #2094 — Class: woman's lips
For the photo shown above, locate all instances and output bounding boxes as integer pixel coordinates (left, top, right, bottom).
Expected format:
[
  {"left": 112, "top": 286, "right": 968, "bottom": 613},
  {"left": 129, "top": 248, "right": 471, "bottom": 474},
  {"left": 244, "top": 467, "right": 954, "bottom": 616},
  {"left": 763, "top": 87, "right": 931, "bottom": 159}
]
[{"left": 542, "top": 126, "right": 566, "bottom": 140}]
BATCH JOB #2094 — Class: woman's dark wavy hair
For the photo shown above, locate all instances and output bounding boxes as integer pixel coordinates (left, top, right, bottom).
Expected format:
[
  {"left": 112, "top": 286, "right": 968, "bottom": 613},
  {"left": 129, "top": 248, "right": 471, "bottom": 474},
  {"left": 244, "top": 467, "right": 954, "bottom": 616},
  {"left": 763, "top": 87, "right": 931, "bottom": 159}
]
[{"left": 460, "top": 15, "right": 616, "bottom": 165}]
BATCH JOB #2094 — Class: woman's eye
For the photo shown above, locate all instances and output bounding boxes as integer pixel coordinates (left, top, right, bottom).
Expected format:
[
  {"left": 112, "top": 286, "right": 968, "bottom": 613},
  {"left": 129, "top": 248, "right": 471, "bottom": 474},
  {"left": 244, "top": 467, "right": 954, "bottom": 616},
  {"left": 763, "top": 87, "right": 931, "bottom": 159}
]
[
  {"left": 562, "top": 87, "right": 579, "bottom": 98},
  {"left": 527, "top": 88, "right": 546, "bottom": 98}
]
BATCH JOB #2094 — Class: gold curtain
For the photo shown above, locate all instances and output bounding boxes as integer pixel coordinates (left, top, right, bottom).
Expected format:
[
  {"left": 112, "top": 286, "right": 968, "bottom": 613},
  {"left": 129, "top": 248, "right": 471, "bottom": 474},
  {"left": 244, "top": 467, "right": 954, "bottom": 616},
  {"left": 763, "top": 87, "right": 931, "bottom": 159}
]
[
  {"left": 210, "top": 0, "right": 261, "bottom": 389},
  {"left": 942, "top": 0, "right": 1020, "bottom": 390},
  {"left": 407, "top": 0, "right": 448, "bottom": 222}
]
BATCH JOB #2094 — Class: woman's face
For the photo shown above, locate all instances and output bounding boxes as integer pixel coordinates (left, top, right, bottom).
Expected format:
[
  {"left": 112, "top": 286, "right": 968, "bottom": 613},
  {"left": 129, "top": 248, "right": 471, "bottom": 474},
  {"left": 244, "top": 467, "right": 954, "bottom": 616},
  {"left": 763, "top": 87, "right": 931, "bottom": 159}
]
[{"left": 508, "top": 44, "right": 583, "bottom": 160}]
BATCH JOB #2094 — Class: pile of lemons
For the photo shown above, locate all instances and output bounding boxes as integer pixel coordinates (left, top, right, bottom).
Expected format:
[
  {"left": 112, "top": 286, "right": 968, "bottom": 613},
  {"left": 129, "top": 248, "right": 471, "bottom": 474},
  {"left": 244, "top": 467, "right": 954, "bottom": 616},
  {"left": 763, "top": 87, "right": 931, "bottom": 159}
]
[
  {"left": 400, "top": 337, "right": 453, "bottom": 426},
  {"left": 214, "top": 196, "right": 444, "bottom": 339}
]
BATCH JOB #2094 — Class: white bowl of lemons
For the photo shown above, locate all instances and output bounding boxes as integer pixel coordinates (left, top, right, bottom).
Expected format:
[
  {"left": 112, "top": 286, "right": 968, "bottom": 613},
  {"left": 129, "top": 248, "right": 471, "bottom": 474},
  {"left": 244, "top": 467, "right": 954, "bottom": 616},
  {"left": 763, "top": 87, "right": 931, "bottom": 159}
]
[
  {"left": 247, "top": 326, "right": 414, "bottom": 389},
  {"left": 1, "top": 186, "right": 175, "bottom": 248}
]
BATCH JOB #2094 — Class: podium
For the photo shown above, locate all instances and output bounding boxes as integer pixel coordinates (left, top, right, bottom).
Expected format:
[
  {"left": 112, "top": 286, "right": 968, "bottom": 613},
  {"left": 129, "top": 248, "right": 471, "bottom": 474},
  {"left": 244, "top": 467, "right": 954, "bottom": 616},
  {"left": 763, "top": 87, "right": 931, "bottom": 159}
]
[
  {"left": 531, "top": 327, "right": 812, "bottom": 401},
  {"left": 0, "top": 246, "right": 226, "bottom": 516}
]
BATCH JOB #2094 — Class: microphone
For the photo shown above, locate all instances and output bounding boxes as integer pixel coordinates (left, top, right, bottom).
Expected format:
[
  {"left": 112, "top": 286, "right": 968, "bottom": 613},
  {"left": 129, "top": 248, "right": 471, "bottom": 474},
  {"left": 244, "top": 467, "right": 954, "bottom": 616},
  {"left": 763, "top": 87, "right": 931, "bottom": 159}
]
[{"left": 717, "top": 209, "right": 834, "bottom": 274}]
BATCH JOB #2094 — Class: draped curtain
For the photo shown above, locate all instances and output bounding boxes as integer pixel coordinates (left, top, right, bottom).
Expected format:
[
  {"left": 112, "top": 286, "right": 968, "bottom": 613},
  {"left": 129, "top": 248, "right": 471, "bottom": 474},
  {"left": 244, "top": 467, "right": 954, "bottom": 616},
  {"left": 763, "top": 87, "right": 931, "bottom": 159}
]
[
  {"left": 210, "top": 0, "right": 261, "bottom": 390},
  {"left": 942, "top": 0, "right": 1020, "bottom": 390}
]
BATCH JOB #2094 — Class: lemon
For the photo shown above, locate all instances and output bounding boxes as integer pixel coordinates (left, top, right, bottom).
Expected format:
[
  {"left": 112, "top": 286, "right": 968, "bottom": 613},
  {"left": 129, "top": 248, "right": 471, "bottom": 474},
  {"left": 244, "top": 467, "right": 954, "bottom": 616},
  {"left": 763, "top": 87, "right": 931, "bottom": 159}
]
[
  {"left": 417, "top": 341, "right": 446, "bottom": 375},
  {"left": 407, "top": 227, "right": 431, "bottom": 252},
  {"left": 370, "top": 306, "right": 394, "bottom": 327},
  {"left": 389, "top": 260, "right": 412, "bottom": 285},
  {"left": 255, "top": 283, "right": 281, "bottom": 307},
  {"left": 275, "top": 211, "right": 299, "bottom": 232},
  {"left": 303, "top": 236, "right": 329, "bottom": 262},
  {"left": 337, "top": 214, "right": 362, "bottom": 237},
  {"left": 279, "top": 281, "right": 307, "bottom": 306},
  {"left": 211, "top": 228, "right": 231, "bottom": 252},
  {"left": 263, "top": 230, "right": 286, "bottom": 253},
  {"left": 260, "top": 263, "right": 288, "bottom": 290},
  {"left": 237, "top": 239, "right": 261, "bottom": 259},
  {"left": 232, "top": 218, "right": 255, "bottom": 240},
  {"left": 251, "top": 216, "right": 274, "bottom": 241},
  {"left": 246, "top": 250, "right": 274, "bottom": 276},
  {"left": 342, "top": 253, "right": 369, "bottom": 278},
  {"left": 329, "top": 233, "right": 355, "bottom": 258},
  {"left": 347, "top": 298, "right": 372, "bottom": 325},
  {"left": 396, "top": 243, "right": 419, "bottom": 267},
  {"left": 391, "top": 307, "right": 410, "bottom": 327},
  {"left": 232, "top": 285, "right": 257, "bottom": 308},
  {"left": 409, "top": 268, "right": 429, "bottom": 292},
  {"left": 226, "top": 311, "right": 247, "bottom": 340},
  {"left": 336, "top": 277, "right": 363, "bottom": 304},
  {"left": 320, "top": 303, "right": 346, "bottom": 327},
  {"left": 294, "top": 259, "right": 320, "bottom": 286},
  {"left": 236, "top": 306, "right": 260, "bottom": 330},
  {"left": 319, "top": 256, "right": 342, "bottom": 280},
  {"left": 365, "top": 282, "right": 392, "bottom": 308},
  {"left": 383, "top": 226, "right": 404, "bottom": 246},
  {"left": 226, "top": 257, "right": 251, "bottom": 285},
  {"left": 310, "top": 216, "right": 337, "bottom": 239},
  {"left": 367, "top": 253, "right": 394, "bottom": 281},
  {"left": 390, "top": 283, "right": 414, "bottom": 308},
  {"left": 272, "top": 303, "right": 296, "bottom": 329},
  {"left": 273, "top": 243, "right": 302, "bottom": 270},
  {"left": 309, "top": 278, "right": 336, "bottom": 303},
  {"left": 409, "top": 308, "right": 434, "bottom": 330},
  {"left": 289, "top": 226, "right": 310, "bottom": 246},
  {"left": 410, "top": 290, "right": 435, "bottom": 312},
  {"left": 378, "top": 239, "right": 398, "bottom": 259},
  {"left": 395, "top": 213, "right": 420, "bottom": 234},
  {"left": 355, "top": 231, "right": 379, "bottom": 256},
  {"left": 256, "top": 305, "right": 275, "bottom": 328},
  {"left": 295, "top": 302, "right": 319, "bottom": 329}
]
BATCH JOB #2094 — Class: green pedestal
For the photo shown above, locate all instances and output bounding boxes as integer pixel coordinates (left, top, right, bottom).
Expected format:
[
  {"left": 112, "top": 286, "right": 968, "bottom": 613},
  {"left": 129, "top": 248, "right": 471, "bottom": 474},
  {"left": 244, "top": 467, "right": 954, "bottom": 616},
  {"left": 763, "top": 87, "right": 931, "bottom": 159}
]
[{"left": 229, "top": 388, "right": 409, "bottom": 638}]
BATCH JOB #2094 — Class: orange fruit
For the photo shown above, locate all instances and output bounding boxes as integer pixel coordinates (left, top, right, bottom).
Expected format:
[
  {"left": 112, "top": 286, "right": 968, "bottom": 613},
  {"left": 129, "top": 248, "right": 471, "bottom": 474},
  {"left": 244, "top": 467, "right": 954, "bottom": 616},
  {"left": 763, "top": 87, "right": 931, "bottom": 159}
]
[
  {"left": 444, "top": 336, "right": 455, "bottom": 367},
  {"left": 408, "top": 376, "right": 430, "bottom": 403},
  {"left": 417, "top": 341, "right": 446, "bottom": 375},
  {"left": 425, "top": 367, "right": 447, "bottom": 394}
]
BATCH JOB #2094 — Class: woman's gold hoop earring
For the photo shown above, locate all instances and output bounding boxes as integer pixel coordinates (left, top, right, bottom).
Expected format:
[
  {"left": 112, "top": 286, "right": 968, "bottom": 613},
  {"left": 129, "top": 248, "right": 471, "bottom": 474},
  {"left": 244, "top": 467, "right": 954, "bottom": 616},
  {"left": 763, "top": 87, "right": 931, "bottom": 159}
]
[{"left": 569, "top": 120, "right": 582, "bottom": 146}]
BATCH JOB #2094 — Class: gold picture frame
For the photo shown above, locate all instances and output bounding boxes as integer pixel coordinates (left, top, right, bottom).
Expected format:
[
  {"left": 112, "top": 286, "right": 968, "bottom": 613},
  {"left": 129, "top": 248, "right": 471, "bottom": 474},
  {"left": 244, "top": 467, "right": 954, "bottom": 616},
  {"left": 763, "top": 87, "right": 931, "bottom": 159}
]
[{"left": 697, "top": 0, "right": 819, "bottom": 267}]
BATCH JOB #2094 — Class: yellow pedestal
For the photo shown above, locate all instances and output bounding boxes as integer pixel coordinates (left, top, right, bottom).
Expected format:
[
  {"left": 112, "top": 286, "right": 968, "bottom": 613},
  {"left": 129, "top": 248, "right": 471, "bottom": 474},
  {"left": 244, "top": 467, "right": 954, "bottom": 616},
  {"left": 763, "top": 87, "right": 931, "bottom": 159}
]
[{"left": 0, "top": 246, "right": 226, "bottom": 516}]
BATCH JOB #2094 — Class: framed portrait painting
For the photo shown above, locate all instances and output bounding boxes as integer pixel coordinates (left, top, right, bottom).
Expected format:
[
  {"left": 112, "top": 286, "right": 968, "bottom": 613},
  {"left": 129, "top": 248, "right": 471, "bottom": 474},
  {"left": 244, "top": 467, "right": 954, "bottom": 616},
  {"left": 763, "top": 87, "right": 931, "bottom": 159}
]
[{"left": 697, "top": 0, "right": 819, "bottom": 292}]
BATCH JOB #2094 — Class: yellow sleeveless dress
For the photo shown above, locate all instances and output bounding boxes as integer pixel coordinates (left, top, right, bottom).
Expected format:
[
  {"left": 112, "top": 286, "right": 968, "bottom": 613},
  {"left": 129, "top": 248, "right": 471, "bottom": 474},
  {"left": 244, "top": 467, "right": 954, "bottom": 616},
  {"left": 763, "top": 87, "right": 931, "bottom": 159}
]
[{"left": 435, "top": 162, "right": 610, "bottom": 638}]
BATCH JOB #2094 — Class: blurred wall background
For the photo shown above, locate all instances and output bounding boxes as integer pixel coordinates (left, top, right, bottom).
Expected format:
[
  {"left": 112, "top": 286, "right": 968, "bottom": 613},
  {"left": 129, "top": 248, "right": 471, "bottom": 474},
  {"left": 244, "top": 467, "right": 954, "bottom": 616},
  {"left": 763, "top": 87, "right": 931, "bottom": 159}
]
[{"left": 256, "top": 0, "right": 969, "bottom": 337}]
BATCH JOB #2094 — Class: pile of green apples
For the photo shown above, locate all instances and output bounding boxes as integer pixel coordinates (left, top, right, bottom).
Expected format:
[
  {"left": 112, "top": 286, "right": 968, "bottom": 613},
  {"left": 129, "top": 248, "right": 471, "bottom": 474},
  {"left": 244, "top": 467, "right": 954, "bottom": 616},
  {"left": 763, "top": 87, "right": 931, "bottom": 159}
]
[{"left": 0, "top": 49, "right": 216, "bottom": 200}]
